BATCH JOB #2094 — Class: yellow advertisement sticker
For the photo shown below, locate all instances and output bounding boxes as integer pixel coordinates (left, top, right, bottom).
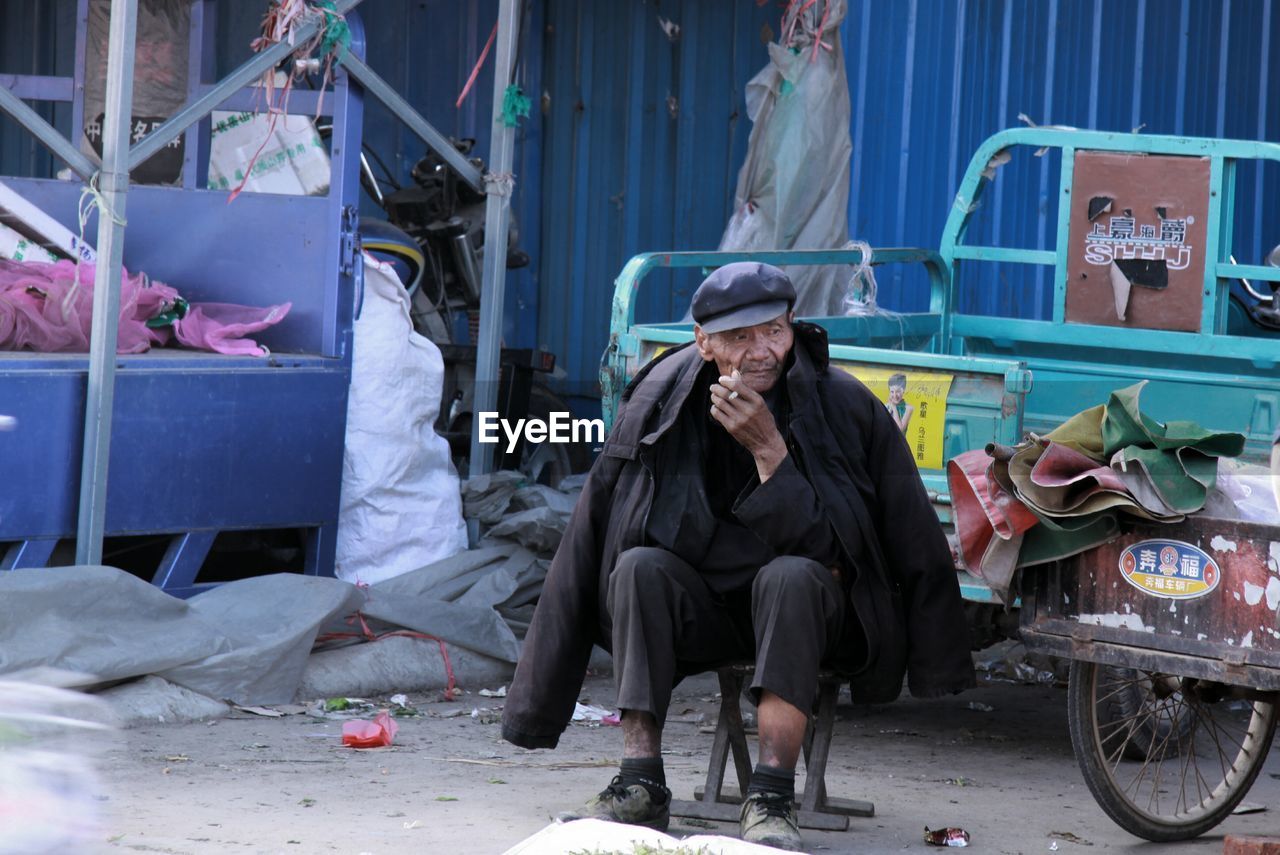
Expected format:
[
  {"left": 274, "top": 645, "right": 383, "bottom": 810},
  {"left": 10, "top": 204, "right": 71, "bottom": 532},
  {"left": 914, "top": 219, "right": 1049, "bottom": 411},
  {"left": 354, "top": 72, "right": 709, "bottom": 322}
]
[{"left": 837, "top": 365, "right": 954, "bottom": 469}]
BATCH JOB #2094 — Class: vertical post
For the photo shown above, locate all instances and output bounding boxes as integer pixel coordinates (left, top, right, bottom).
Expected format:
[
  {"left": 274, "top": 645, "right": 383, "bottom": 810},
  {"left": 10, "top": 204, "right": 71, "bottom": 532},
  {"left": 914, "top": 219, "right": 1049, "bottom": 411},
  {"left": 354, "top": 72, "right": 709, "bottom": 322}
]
[
  {"left": 469, "top": 0, "right": 521, "bottom": 476},
  {"left": 75, "top": 0, "right": 138, "bottom": 566}
]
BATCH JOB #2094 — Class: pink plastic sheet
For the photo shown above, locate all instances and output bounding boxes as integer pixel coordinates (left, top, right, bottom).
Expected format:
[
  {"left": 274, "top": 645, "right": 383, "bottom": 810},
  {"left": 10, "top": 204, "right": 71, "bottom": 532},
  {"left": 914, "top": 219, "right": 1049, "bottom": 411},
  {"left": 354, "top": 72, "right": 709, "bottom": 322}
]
[
  {"left": 341, "top": 711, "right": 399, "bottom": 748},
  {"left": 0, "top": 259, "right": 289, "bottom": 355}
]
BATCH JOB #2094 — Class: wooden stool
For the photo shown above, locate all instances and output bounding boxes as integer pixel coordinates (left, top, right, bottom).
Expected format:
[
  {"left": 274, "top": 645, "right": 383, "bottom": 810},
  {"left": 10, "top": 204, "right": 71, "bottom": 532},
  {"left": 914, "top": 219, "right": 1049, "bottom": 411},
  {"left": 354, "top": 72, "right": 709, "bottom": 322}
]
[{"left": 669, "top": 664, "right": 874, "bottom": 831}]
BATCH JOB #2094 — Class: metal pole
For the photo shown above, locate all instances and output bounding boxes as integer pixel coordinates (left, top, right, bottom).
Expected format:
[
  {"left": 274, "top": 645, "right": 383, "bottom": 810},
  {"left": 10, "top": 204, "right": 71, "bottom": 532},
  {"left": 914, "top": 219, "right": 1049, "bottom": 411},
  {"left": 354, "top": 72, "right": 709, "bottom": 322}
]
[
  {"left": 75, "top": 0, "right": 138, "bottom": 566},
  {"left": 0, "top": 85, "right": 97, "bottom": 180},
  {"left": 337, "top": 54, "right": 485, "bottom": 194},
  {"left": 468, "top": 0, "right": 521, "bottom": 476}
]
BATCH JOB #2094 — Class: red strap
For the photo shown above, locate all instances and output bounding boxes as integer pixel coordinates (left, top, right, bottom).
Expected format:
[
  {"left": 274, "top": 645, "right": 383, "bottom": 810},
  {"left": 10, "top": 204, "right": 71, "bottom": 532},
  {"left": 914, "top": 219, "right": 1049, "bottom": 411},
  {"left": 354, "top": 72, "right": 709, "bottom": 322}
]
[
  {"left": 317, "top": 610, "right": 459, "bottom": 701},
  {"left": 456, "top": 21, "right": 499, "bottom": 109}
]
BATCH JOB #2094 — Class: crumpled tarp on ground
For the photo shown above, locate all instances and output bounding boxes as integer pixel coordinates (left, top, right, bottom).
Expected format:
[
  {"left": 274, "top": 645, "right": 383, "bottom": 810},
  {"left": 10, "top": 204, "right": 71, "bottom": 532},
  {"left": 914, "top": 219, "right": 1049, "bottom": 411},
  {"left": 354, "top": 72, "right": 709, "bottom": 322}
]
[
  {"left": 462, "top": 471, "right": 584, "bottom": 555},
  {"left": 325, "top": 543, "right": 547, "bottom": 663},
  {"left": 0, "top": 545, "right": 550, "bottom": 707},
  {"left": 949, "top": 381, "right": 1258, "bottom": 603},
  {"left": 0, "top": 567, "right": 357, "bottom": 704}
]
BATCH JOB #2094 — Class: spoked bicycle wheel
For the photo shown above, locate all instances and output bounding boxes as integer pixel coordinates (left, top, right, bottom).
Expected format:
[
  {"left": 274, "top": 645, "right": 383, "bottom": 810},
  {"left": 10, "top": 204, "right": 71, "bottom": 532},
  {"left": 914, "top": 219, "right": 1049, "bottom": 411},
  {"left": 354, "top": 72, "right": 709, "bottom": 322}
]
[{"left": 1068, "top": 660, "right": 1279, "bottom": 841}]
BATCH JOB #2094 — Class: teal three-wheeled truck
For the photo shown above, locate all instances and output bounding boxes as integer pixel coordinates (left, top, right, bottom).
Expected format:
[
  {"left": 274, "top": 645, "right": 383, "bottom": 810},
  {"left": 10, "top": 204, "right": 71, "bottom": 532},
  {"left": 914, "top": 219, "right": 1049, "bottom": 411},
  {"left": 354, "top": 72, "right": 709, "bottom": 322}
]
[{"left": 602, "top": 128, "right": 1280, "bottom": 841}]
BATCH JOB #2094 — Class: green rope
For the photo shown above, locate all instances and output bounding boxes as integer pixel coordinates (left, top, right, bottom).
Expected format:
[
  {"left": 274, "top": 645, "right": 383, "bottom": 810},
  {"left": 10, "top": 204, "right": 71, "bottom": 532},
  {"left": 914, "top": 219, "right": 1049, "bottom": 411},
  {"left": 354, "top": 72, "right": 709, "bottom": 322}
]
[
  {"left": 315, "top": 0, "right": 351, "bottom": 62},
  {"left": 501, "top": 84, "right": 531, "bottom": 128}
]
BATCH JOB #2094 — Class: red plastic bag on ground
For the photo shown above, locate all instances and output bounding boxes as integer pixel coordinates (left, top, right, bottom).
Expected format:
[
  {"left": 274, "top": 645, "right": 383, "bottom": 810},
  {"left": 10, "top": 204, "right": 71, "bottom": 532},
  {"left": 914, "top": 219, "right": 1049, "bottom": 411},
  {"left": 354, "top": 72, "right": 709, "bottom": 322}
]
[{"left": 341, "top": 711, "right": 398, "bottom": 748}]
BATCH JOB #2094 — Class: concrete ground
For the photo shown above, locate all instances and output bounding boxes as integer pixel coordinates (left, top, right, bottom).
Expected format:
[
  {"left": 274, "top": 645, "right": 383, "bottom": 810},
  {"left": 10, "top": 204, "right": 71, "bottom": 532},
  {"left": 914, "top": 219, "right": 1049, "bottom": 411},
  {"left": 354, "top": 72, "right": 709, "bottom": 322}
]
[{"left": 90, "top": 670, "right": 1280, "bottom": 855}]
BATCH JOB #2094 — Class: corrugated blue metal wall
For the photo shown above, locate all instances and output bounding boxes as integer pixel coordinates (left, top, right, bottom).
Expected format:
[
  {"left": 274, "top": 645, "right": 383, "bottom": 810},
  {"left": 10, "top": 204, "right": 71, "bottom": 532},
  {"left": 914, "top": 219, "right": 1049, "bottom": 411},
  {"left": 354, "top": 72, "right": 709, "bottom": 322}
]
[
  {"left": 536, "top": 0, "right": 1280, "bottom": 404},
  {"left": 537, "top": 0, "right": 776, "bottom": 401},
  {"left": 0, "top": 0, "right": 77, "bottom": 178},
  {"left": 853, "top": 0, "right": 1280, "bottom": 319},
  {"left": 5, "top": 1, "right": 1278, "bottom": 409}
]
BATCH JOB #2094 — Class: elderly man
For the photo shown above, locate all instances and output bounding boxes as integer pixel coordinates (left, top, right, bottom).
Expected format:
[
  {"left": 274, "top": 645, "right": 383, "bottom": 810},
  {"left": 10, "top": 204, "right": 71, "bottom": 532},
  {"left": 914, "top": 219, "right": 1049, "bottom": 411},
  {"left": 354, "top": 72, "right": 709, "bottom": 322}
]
[{"left": 502, "top": 262, "right": 974, "bottom": 851}]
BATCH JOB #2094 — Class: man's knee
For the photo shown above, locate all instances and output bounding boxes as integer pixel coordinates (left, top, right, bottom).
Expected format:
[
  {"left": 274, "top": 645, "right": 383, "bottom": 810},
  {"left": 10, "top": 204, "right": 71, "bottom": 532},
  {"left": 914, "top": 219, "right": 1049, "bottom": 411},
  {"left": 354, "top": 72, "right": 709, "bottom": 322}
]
[
  {"left": 752, "top": 555, "right": 832, "bottom": 601},
  {"left": 608, "top": 546, "right": 684, "bottom": 602}
]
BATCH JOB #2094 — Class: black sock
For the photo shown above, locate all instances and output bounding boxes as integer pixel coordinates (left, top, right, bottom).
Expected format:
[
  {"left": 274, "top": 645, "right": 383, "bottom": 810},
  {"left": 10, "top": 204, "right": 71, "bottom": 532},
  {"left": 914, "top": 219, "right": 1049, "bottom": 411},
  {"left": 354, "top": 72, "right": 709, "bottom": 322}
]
[
  {"left": 619, "top": 757, "right": 668, "bottom": 803},
  {"left": 747, "top": 763, "right": 796, "bottom": 799}
]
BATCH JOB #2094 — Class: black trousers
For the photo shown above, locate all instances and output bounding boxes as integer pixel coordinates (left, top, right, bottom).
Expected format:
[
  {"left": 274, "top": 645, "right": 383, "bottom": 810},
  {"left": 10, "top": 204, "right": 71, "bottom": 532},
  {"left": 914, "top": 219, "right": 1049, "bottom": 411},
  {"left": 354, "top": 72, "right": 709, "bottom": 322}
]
[{"left": 605, "top": 546, "right": 845, "bottom": 725}]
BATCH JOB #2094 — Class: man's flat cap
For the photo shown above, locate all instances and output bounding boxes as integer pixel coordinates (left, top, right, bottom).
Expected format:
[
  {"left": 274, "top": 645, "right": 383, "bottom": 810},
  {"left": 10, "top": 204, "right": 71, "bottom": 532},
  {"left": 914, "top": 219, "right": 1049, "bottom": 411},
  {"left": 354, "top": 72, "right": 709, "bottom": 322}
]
[{"left": 691, "top": 262, "right": 796, "bottom": 334}]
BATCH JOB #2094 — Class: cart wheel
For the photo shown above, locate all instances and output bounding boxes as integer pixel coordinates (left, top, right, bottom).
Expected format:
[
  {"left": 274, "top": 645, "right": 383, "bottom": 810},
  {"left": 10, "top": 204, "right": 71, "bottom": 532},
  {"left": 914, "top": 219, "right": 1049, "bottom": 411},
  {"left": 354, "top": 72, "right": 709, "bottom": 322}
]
[
  {"left": 1095, "top": 666, "right": 1197, "bottom": 761},
  {"left": 1068, "top": 660, "right": 1278, "bottom": 841}
]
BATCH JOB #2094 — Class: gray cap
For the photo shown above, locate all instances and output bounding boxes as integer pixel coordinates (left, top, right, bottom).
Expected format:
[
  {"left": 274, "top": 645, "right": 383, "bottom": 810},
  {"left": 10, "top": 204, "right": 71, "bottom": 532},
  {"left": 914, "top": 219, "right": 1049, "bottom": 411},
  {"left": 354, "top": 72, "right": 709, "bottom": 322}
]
[{"left": 691, "top": 262, "right": 796, "bottom": 334}]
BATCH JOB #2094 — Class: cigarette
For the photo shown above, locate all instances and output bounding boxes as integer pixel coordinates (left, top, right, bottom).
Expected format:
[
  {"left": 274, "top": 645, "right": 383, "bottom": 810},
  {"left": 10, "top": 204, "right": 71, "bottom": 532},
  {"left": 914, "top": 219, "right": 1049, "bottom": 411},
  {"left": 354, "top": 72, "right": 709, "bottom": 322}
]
[{"left": 728, "top": 369, "right": 740, "bottom": 400}]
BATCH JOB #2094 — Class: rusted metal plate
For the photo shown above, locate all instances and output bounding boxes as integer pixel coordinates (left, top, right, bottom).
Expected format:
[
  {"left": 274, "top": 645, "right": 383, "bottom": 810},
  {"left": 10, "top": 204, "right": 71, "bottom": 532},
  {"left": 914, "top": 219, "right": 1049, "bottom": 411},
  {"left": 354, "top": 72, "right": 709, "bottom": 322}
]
[
  {"left": 1022, "top": 516, "right": 1280, "bottom": 680},
  {"left": 1064, "top": 151, "right": 1210, "bottom": 332}
]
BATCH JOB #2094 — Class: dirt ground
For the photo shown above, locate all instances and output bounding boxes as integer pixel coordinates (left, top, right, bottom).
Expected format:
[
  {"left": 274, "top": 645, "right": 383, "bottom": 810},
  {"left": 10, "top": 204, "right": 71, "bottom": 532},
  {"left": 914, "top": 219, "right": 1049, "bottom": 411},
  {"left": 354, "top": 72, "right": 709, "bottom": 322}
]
[{"left": 91, "top": 670, "right": 1280, "bottom": 855}]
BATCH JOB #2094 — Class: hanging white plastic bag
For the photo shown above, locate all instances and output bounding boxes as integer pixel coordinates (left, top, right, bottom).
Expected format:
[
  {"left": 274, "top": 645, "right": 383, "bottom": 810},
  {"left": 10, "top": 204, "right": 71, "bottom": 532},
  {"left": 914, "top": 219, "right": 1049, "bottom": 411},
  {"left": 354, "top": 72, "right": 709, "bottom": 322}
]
[
  {"left": 719, "top": 0, "right": 854, "bottom": 317},
  {"left": 335, "top": 255, "right": 469, "bottom": 585}
]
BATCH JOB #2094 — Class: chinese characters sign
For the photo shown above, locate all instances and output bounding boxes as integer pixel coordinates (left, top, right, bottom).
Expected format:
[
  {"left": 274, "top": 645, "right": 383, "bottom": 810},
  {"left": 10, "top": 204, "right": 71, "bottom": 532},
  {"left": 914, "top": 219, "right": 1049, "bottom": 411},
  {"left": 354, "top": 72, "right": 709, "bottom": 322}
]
[
  {"left": 1065, "top": 151, "right": 1210, "bottom": 332},
  {"left": 84, "top": 113, "right": 184, "bottom": 185},
  {"left": 1119, "top": 538, "right": 1220, "bottom": 600}
]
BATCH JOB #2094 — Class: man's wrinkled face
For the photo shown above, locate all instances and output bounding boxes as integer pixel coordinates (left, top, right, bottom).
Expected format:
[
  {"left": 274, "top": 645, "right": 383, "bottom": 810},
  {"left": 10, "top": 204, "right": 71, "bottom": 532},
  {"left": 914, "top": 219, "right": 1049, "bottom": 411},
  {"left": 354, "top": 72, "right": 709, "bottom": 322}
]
[{"left": 694, "top": 312, "right": 794, "bottom": 394}]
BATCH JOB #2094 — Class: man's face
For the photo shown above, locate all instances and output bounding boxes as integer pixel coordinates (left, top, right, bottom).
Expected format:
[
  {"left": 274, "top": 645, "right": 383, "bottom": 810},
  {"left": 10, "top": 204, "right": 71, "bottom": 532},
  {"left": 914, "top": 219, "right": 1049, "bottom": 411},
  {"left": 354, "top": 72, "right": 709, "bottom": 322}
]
[{"left": 694, "top": 312, "right": 794, "bottom": 394}]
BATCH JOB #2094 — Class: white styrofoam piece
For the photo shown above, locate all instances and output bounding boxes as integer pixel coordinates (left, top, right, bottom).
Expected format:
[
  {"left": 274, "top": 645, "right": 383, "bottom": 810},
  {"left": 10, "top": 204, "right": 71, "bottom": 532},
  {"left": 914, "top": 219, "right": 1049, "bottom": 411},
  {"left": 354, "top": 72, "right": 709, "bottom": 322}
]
[
  {"left": 0, "top": 180, "right": 96, "bottom": 262},
  {"left": 0, "top": 222, "right": 59, "bottom": 263}
]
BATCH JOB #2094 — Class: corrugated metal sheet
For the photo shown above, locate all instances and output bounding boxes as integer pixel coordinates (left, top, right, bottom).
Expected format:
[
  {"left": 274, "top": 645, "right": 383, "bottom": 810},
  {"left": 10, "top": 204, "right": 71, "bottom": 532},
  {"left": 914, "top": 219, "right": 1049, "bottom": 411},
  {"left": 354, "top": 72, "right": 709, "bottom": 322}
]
[
  {"left": 537, "top": 0, "right": 1280, "bottom": 403},
  {"left": 5, "top": 1, "right": 1278, "bottom": 406},
  {"left": 849, "top": 0, "right": 1280, "bottom": 319},
  {"left": 537, "top": 0, "right": 776, "bottom": 401},
  {"left": 0, "top": 0, "right": 77, "bottom": 178}
]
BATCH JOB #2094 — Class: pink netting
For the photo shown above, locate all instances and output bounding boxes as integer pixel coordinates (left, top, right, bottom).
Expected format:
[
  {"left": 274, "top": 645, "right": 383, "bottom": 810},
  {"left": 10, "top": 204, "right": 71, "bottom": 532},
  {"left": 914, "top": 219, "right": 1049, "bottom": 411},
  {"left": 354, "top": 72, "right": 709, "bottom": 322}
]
[{"left": 0, "top": 259, "right": 290, "bottom": 356}]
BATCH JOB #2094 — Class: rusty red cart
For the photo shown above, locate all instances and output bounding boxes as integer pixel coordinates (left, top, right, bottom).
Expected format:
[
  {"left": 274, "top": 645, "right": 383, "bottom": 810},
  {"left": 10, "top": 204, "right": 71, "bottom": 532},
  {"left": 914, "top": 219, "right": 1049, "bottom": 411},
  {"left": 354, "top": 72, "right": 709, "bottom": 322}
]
[{"left": 1021, "top": 516, "right": 1280, "bottom": 841}]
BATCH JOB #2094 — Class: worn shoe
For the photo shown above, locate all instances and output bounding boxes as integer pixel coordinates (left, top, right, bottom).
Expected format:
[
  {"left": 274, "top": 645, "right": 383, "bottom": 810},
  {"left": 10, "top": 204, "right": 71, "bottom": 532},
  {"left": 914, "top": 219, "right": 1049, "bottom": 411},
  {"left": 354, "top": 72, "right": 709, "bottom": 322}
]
[
  {"left": 556, "top": 775, "right": 671, "bottom": 831},
  {"left": 740, "top": 790, "right": 802, "bottom": 851}
]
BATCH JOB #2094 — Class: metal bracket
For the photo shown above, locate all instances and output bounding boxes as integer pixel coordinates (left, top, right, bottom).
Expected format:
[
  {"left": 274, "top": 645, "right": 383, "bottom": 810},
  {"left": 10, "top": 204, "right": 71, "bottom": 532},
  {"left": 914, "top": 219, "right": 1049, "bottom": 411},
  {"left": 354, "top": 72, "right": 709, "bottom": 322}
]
[
  {"left": 340, "top": 205, "right": 360, "bottom": 276},
  {"left": 1004, "top": 367, "right": 1034, "bottom": 394}
]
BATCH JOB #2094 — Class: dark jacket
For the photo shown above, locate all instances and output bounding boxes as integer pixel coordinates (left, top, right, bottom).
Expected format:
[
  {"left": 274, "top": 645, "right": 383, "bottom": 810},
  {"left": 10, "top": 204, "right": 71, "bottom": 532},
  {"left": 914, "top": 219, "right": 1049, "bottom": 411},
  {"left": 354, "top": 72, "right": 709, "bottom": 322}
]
[{"left": 501, "top": 322, "right": 975, "bottom": 749}]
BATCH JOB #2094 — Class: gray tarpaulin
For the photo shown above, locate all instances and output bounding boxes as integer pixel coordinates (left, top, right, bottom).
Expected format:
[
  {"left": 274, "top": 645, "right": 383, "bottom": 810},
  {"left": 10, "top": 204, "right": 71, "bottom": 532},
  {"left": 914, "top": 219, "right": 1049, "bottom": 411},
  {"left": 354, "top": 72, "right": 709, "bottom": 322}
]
[
  {"left": 339, "top": 544, "right": 546, "bottom": 663},
  {"left": 0, "top": 566, "right": 232, "bottom": 682},
  {"left": 0, "top": 567, "right": 358, "bottom": 705},
  {"left": 0, "top": 544, "right": 550, "bottom": 706},
  {"left": 158, "top": 574, "right": 362, "bottom": 704}
]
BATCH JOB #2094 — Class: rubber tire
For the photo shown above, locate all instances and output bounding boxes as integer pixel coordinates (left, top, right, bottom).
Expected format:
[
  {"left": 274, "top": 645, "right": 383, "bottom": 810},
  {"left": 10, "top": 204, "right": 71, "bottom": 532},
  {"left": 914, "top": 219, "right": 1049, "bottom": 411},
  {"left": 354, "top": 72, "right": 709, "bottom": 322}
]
[
  {"left": 1067, "top": 659, "right": 1278, "bottom": 842},
  {"left": 519, "top": 384, "right": 592, "bottom": 488},
  {"left": 450, "top": 384, "right": 592, "bottom": 487}
]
